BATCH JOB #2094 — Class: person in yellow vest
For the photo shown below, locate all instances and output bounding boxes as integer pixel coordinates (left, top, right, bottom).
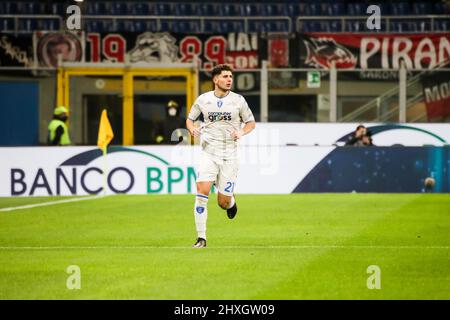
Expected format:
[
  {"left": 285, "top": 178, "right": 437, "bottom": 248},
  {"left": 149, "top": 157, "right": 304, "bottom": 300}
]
[{"left": 48, "top": 106, "right": 71, "bottom": 145}]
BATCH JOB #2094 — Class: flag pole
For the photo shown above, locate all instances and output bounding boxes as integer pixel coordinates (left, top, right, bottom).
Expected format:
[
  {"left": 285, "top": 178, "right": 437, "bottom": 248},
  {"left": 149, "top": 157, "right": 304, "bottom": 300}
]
[
  {"left": 103, "top": 146, "right": 107, "bottom": 196},
  {"left": 97, "top": 109, "right": 114, "bottom": 196}
]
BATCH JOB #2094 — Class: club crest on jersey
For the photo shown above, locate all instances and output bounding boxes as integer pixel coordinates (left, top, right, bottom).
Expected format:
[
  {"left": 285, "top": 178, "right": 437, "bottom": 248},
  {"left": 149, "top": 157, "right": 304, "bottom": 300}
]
[
  {"left": 196, "top": 206, "right": 205, "bottom": 214},
  {"left": 217, "top": 100, "right": 223, "bottom": 108}
]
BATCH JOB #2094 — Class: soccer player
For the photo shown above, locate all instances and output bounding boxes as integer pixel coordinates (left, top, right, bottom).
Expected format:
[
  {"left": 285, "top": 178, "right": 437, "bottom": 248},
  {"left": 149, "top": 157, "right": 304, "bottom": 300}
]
[{"left": 186, "top": 64, "right": 256, "bottom": 248}]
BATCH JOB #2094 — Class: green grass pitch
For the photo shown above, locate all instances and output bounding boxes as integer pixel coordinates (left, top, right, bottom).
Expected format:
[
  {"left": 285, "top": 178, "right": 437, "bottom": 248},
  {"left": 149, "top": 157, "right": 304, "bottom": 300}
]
[{"left": 0, "top": 194, "right": 449, "bottom": 299}]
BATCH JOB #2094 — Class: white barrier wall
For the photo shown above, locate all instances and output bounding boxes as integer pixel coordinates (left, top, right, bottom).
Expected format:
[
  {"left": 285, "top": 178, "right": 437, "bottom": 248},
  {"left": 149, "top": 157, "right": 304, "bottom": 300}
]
[
  {"left": 0, "top": 145, "right": 333, "bottom": 196},
  {"left": 1, "top": 123, "right": 449, "bottom": 196},
  {"left": 242, "top": 123, "right": 450, "bottom": 146}
]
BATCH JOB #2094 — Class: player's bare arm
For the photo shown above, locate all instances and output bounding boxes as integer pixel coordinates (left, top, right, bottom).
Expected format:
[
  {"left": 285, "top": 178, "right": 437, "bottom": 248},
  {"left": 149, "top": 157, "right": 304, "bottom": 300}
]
[
  {"left": 186, "top": 118, "right": 200, "bottom": 137},
  {"left": 231, "top": 121, "right": 256, "bottom": 141}
]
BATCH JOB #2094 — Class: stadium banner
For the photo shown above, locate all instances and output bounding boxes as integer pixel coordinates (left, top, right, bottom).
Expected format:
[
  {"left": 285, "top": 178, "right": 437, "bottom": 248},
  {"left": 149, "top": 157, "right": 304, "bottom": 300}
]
[
  {"left": 297, "top": 33, "right": 450, "bottom": 71},
  {"left": 33, "top": 31, "right": 84, "bottom": 68},
  {"left": 0, "top": 144, "right": 448, "bottom": 197},
  {"left": 2, "top": 31, "right": 449, "bottom": 71},
  {"left": 421, "top": 70, "right": 450, "bottom": 120},
  {"left": 0, "top": 33, "right": 33, "bottom": 67}
]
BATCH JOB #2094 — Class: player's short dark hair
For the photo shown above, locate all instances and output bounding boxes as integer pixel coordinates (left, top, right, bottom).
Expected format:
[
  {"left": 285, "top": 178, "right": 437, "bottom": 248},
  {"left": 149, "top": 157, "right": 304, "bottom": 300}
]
[
  {"left": 356, "top": 124, "right": 366, "bottom": 131},
  {"left": 211, "top": 64, "right": 233, "bottom": 78}
]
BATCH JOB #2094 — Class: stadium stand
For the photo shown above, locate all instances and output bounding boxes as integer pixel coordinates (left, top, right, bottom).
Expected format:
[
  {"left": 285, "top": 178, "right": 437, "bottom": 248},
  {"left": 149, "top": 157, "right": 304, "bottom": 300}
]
[{"left": 0, "top": 1, "right": 449, "bottom": 33}]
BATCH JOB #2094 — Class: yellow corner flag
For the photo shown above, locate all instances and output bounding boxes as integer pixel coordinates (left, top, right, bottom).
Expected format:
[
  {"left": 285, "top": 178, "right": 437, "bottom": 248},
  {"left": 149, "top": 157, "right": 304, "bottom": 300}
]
[{"left": 97, "top": 109, "right": 114, "bottom": 152}]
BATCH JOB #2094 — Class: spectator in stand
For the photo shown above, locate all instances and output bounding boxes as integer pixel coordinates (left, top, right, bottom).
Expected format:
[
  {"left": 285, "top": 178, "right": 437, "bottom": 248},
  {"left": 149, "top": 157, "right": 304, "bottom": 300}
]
[{"left": 345, "top": 124, "right": 367, "bottom": 146}]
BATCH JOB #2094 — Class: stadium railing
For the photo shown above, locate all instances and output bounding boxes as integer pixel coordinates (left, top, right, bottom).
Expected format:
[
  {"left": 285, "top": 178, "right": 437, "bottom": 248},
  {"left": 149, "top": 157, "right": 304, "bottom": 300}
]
[
  {"left": 296, "top": 15, "right": 450, "bottom": 33},
  {"left": 338, "top": 59, "right": 450, "bottom": 123},
  {"left": 0, "top": 14, "right": 63, "bottom": 33},
  {"left": 2, "top": 14, "right": 449, "bottom": 34},
  {"left": 0, "top": 14, "right": 292, "bottom": 34}
]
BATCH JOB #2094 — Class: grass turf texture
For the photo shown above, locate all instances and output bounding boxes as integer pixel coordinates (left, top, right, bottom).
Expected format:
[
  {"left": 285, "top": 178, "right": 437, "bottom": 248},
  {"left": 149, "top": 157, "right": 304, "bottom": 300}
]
[{"left": 0, "top": 194, "right": 449, "bottom": 299}]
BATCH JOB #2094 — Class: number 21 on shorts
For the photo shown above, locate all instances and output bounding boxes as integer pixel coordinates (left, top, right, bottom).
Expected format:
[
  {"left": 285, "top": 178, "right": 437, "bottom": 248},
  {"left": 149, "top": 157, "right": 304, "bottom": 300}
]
[{"left": 224, "top": 182, "right": 235, "bottom": 193}]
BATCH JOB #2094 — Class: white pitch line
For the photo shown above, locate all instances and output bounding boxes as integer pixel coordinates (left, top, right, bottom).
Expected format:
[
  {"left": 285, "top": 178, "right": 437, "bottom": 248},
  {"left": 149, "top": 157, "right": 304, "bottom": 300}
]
[
  {"left": 0, "top": 245, "right": 449, "bottom": 250},
  {"left": 0, "top": 195, "right": 108, "bottom": 212}
]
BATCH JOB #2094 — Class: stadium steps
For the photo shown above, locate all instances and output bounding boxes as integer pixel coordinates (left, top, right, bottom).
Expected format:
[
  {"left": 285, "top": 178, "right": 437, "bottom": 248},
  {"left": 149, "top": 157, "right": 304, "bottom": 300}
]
[{"left": 339, "top": 59, "right": 450, "bottom": 123}]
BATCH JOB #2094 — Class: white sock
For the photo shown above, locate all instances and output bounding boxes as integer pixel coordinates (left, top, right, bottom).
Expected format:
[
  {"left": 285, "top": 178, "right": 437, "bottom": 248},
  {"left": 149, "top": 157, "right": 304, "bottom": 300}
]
[
  {"left": 227, "top": 196, "right": 235, "bottom": 209},
  {"left": 194, "top": 194, "right": 208, "bottom": 240}
]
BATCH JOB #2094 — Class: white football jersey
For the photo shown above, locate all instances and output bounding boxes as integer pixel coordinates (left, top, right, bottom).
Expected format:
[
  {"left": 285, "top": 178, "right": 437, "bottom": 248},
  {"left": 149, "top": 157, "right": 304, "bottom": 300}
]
[{"left": 188, "top": 91, "right": 255, "bottom": 160}]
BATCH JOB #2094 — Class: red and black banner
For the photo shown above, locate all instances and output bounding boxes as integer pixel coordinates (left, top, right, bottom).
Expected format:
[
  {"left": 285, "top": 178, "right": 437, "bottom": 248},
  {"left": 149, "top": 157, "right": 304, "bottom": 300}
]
[
  {"left": 1, "top": 31, "right": 449, "bottom": 71},
  {"left": 297, "top": 33, "right": 450, "bottom": 70},
  {"left": 82, "top": 32, "right": 260, "bottom": 69},
  {"left": 421, "top": 69, "right": 450, "bottom": 120}
]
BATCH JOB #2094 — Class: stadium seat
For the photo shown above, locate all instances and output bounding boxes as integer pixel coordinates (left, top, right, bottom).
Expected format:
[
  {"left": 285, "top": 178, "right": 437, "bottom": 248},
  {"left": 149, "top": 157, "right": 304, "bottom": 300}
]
[
  {"left": 221, "top": 21, "right": 242, "bottom": 33},
  {"left": 345, "top": 20, "right": 364, "bottom": 32},
  {"left": 51, "top": 3, "right": 65, "bottom": 16},
  {"left": 0, "top": 19, "right": 14, "bottom": 31},
  {"left": 110, "top": 3, "right": 129, "bottom": 15},
  {"left": 196, "top": 3, "right": 218, "bottom": 16},
  {"left": 376, "top": 3, "right": 389, "bottom": 15},
  {"left": 412, "top": 2, "right": 432, "bottom": 15},
  {"left": 219, "top": 4, "right": 242, "bottom": 16},
  {"left": 155, "top": 3, "right": 173, "bottom": 15},
  {"left": 203, "top": 20, "right": 245, "bottom": 33},
  {"left": 302, "top": 21, "right": 323, "bottom": 32},
  {"left": 249, "top": 20, "right": 276, "bottom": 33},
  {"left": 260, "top": 4, "right": 285, "bottom": 16},
  {"left": 174, "top": 3, "right": 194, "bottom": 16},
  {"left": 173, "top": 20, "right": 201, "bottom": 33},
  {"left": 230, "top": 21, "right": 245, "bottom": 33},
  {"left": 128, "top": 20, "right": 150, "bottom": 33},
  {"left": 85, "top": 20, "right": 113, "bottom": 33},
  {"left": 325, "top": 20, "right": 343, "bottom": 32},
  {"left": 116, "top": 20, "right": 127, "bottom": 32},
  {"left": 2, "top": 3, "right": 18, "bottom": 14},
  {"left": 138, "top": 20, "right": 154, "bottom": 33},
  {"left": 275, "top": 20, "right": 290, "bottom": 32},
  {"left": 130, "top": 20, "right": 157, "bottom": 33},
  {"left": 347, "top": 3, "right": 365, "bottom": 16},
  {"left": 103, "top": 20, "right": 115, "bottom": 32},
  {"left": 204, "top": 20, "right": 223, "bottom": 33},
  {"left": 286, "top": 3, "right": 301, "bottom": 17},
  {"left": 172, "top": 21, "right": 186, "bottom": 33},
  {"left": 22, "top": 2, "right": 42, "bottom": 15},
  {"left": 172, "top": 21, "right": 183, "bottom": 33},
  {"left": 86, "top": 3, "right": 108, "bottom": 15},
  {"left": 39, "top": 19, "right": 58, "bottom": 31},
  {"left": 243, "top": 4, "right": 260, "bottom": 16},
  {"left": 407, "top": 21, "right": 431, "bottom": 32},
  {"left": 190, "top": 21, "right": 202, "bottom": 33},
  {"left": 389, "top": 21, "right": 409, "bottom": 32},
  {"left": 434, "top": 20, "right": 450, "bottom": 32},
  {"left": 325, "top": 3, "right": 345, "bottom": 16},
  {"left": 304, "top": 3, "right": 322, "bottom": 16},
  {"left": 18, "top": 19, "right": 37, "bottom": 32},
  {"left": 84, "top": 20, "right": 101, "bottom": 32},
  {"left": 131, "top": 3, "right": 153, "bottom": 16},
  {"left": 433, "top": 2, "right": 448, "bottom": 14},
  {"left": 159, "top": 20, "right": 172, "bottom": 32},
  {"left": 390, "top": 2, "right": 411, "bottom": 16},
  {"left": 144, "top": 20, "right": 158, "bottom": 32}
]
